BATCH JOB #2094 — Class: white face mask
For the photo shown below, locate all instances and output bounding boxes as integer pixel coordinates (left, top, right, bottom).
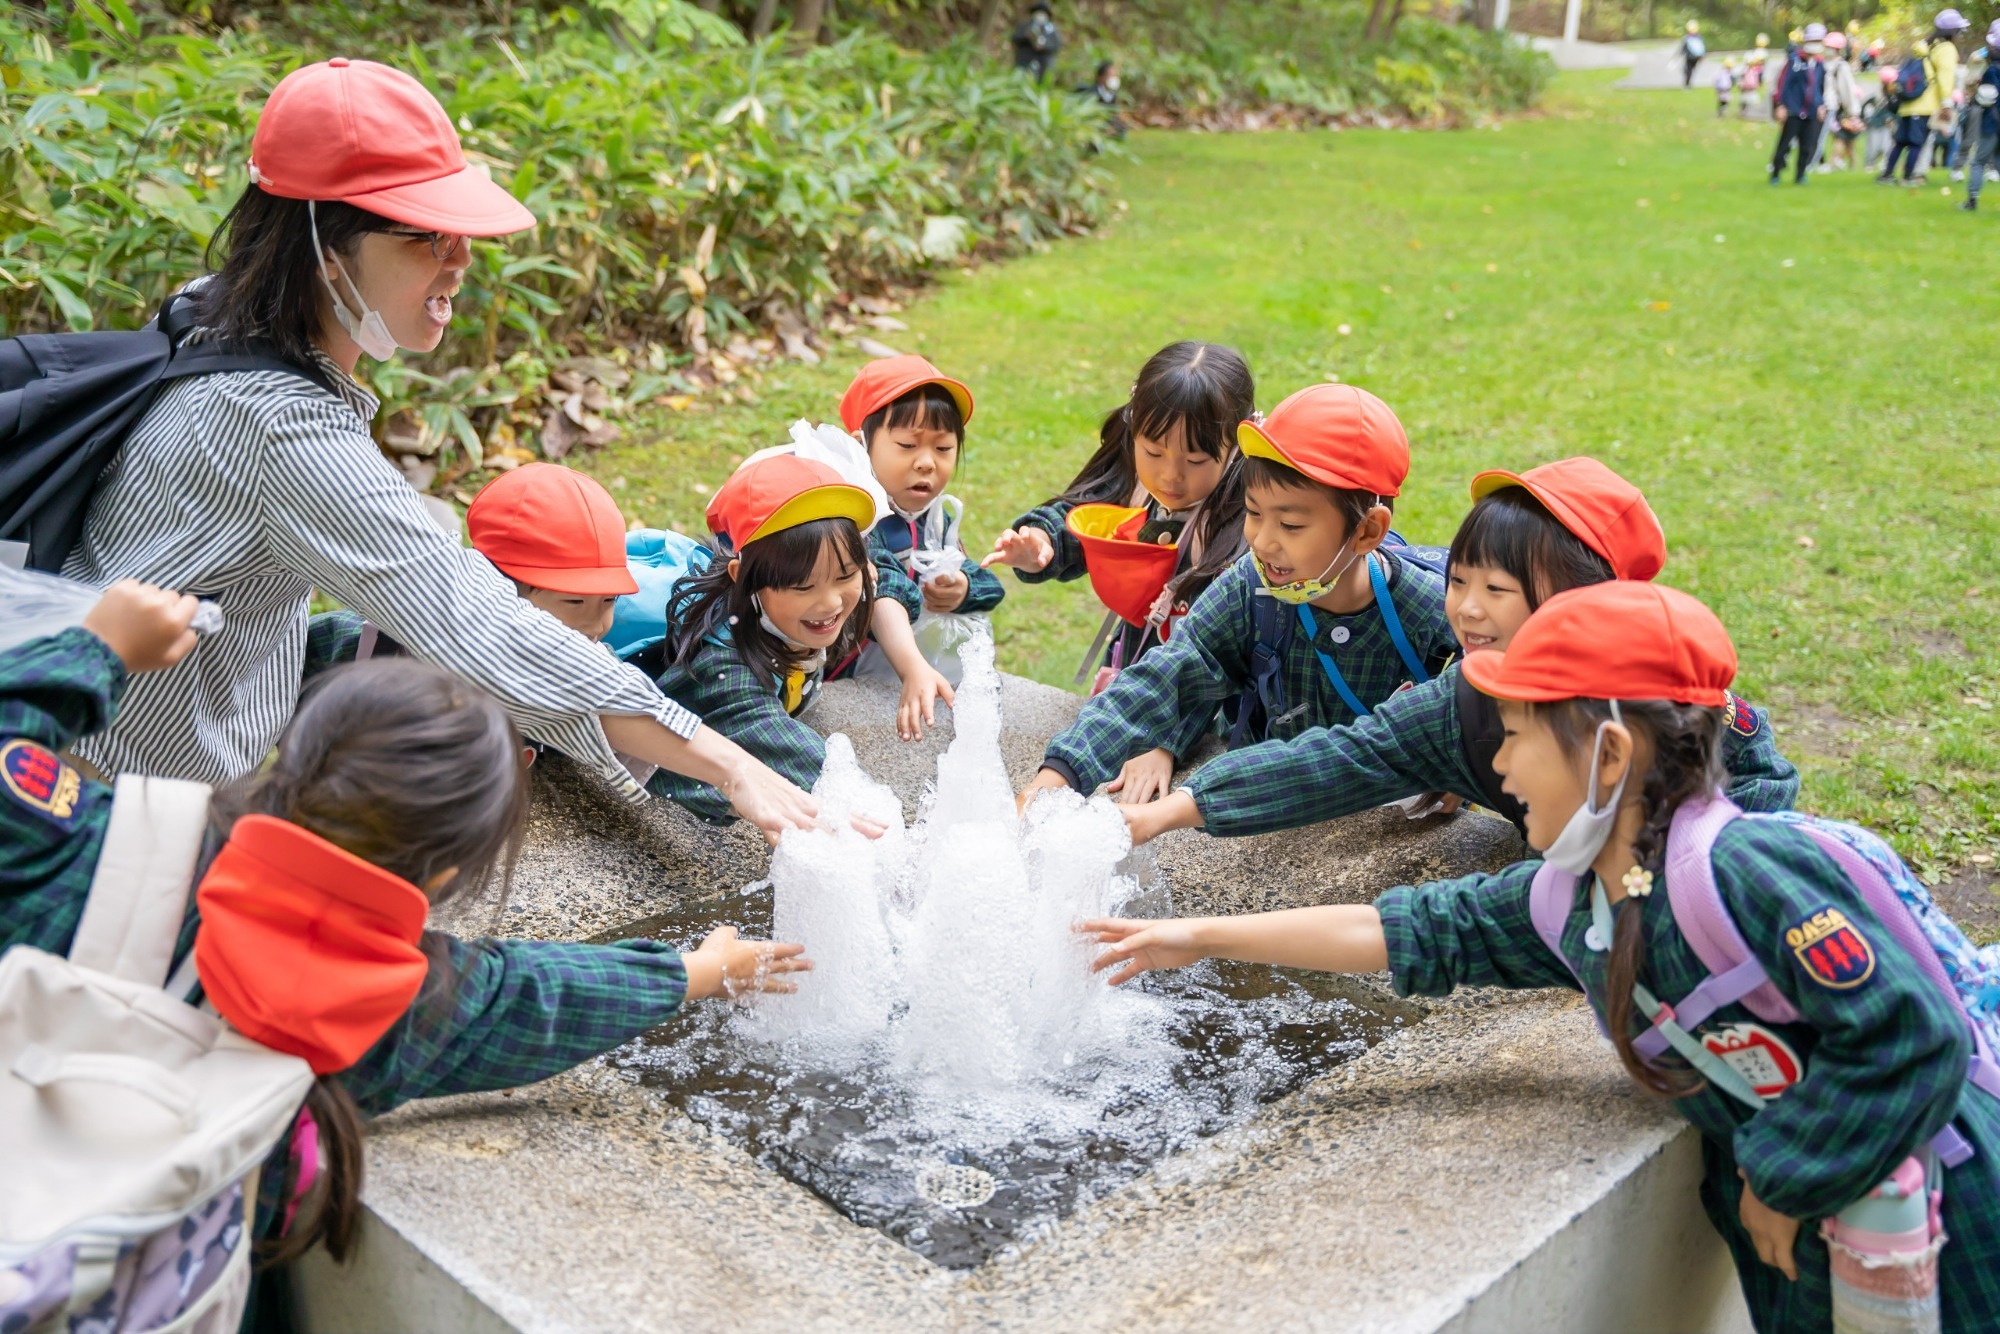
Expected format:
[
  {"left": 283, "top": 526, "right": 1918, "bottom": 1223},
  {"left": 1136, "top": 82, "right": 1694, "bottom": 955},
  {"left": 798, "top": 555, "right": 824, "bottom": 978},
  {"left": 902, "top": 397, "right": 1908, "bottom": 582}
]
[
  {"left": 1540, "top": 700, "right": 1628, "bottom": 875},
  {"left": 1104, "top": 75, "right": 1121, "bottom": 91},
  {"left": 309, "top": 200, "right": 400, "bottom": 362}
]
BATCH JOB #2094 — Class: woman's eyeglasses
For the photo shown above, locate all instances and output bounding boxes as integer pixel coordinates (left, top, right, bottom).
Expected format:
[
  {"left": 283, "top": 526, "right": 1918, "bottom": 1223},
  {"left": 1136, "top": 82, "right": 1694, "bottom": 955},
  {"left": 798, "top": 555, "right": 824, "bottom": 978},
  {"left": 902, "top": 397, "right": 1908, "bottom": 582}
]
[{"left": 384, "top": 227, "right": 468, "bottom": 261}]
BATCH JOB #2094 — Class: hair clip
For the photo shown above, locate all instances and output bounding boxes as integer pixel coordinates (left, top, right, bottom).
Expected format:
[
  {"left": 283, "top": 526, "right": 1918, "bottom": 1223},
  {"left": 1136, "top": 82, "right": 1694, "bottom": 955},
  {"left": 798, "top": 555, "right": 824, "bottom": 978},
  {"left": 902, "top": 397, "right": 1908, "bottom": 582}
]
[
  {"left": 247, "top": 161, "right": 264, "bottom": 185},
  {"left": 1248, "top": 409, "right": 1267, "bottom": 426},
  {"left": 1621, "top": 866, "right": 1655, "bottom": 899},
  {"left": 727, "top": 615, "right": 739, "bottom": 626}
]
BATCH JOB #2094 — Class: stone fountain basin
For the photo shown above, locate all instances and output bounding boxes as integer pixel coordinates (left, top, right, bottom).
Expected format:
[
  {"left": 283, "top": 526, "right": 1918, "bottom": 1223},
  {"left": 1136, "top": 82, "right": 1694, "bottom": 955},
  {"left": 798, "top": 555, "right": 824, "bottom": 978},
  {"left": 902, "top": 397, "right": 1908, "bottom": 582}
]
[{"left": 296, "top": 674, "right": 1753, "bottom": 1334}]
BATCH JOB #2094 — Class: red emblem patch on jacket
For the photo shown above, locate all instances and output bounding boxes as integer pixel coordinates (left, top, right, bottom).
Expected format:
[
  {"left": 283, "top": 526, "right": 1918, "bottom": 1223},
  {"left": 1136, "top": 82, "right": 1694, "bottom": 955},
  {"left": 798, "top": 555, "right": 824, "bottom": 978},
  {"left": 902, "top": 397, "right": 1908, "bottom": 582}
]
[
  {"left": 1721, "top": 690, "right": 1761, "bottom": 737},
  {"left": 1700, "top": 1022, "right": 1803, "bottom": 1097},
  {"left": 1785, "top": 906, "right": 1876, "bottom": 990},
  {"left": 1, "top": 739, "right": 82, "bottom": 828}
]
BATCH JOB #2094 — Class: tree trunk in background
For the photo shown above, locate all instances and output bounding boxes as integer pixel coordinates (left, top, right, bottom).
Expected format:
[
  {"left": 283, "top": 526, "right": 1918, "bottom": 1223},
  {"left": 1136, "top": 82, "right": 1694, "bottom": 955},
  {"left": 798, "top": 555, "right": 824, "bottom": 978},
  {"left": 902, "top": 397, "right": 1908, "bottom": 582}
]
[
  {"left": 1365, "top": 0, "right": 1392, "bottom": 40},
  {"left": 695, "top": 0, "right": 721, "bottom": 10},
  {"left": 752, "top": 0, "right": 781, "bottom": 38},
  {"left": 793, "top": 0, "right": 825, "bottom": 45},
  {"left": 1384, "top": 0, "right": 1407, "bottom": 38}
]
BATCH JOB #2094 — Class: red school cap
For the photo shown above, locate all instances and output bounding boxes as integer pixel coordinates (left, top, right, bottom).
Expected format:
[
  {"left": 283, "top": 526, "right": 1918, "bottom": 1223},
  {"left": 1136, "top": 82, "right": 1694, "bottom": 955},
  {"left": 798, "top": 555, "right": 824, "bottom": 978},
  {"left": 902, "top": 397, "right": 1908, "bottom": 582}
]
[
  {"left": 1459, "top": 581, "right": 1737, "bottom": 707},
  {"left": 1468, "top": 457, "right": 1667, "bottom": 582},
  {"left": 1236, "top": 383, "right": 1410, "bottom": 497},
  {"left": 838, "top": 355, "right": 975, "bottom": 434},
  {"left": 248, "top": 58, "right": 535, "bottom": 236},
  {"left": 705, "top": 453, "right": 876, "bottom": 552},
  {"left": 466, "top": 464, "right": 639, "bottom": 596}
]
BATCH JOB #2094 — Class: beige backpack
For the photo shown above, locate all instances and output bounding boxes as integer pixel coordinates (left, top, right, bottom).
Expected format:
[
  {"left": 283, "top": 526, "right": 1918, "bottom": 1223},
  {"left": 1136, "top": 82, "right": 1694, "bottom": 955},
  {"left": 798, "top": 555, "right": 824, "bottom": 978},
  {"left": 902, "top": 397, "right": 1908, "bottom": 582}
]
[{"left": 0, "top": 775, "right": 314, "bottom": 1333}]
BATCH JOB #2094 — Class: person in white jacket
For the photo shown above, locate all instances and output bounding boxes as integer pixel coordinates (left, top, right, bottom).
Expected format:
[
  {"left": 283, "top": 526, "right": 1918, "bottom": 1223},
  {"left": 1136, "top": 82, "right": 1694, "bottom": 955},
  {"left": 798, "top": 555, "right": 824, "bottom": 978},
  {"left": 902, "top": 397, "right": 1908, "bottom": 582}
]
[{"left": 1818, "top": 32, "right": 1864, "bottom": 171}]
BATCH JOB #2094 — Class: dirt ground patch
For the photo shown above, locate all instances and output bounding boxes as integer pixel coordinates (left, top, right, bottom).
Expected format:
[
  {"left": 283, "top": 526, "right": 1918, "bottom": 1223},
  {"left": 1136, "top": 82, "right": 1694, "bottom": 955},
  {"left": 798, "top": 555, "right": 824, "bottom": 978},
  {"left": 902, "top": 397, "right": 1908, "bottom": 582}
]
[
  {"left": 1772, "top": 702, "right": 1865, "bottom": 765},
  {"left": 1934, "top": 866, "right": 2000, "bottom": 946}
]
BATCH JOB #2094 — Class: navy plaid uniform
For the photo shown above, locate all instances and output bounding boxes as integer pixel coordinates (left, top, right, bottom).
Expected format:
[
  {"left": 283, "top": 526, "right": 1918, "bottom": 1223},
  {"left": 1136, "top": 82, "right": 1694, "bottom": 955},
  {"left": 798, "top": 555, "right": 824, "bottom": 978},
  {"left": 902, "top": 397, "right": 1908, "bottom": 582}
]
[
  {"left": 648, "top": 634, "right": 832, "bottom": 823},
  {"left": 1042, "top": 550, "right": 1456, "bottom": 793},
  {"left": 1008, "top": 496, "right": 1090, "bottom": 586},
  {"left": 867, "top": 510, "right": 1006, "bottom": 614},
  {"left": 1379, "top": 822, "right": 2000, "bottom": 1333},
  {"left": 0, "top": 629, "right": 693, "bottom": 1249},
  {"left": 302, "top": 609, "right": 370, "bottom": 681},
  {"left": 1184, "top": 663, "right": 1801, "bottom": 838}
]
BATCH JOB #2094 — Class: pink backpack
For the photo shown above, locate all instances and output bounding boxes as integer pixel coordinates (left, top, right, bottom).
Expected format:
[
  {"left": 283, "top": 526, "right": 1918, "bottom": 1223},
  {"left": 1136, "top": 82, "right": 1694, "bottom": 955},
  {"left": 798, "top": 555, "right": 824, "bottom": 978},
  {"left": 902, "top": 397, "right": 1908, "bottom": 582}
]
[{"left": 1528, "top": 794, "right": 2000, "bottom": 1165}]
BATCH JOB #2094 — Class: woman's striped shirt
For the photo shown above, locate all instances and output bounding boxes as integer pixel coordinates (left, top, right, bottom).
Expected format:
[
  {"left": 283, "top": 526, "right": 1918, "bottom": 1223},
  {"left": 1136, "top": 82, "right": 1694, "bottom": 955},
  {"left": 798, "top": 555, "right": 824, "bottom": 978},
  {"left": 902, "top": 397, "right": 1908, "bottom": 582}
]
[{"left": 62, "top": 352, "right": 697, "bottom": 799}]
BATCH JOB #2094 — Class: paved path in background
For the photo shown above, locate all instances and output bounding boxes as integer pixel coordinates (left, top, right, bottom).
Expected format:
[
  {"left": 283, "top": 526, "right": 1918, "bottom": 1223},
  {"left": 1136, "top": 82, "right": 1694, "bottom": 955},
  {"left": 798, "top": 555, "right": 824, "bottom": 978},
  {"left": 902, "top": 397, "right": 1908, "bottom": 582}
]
[{"left": 1614, "top": 40, "right": 1764, "bottom": 90}]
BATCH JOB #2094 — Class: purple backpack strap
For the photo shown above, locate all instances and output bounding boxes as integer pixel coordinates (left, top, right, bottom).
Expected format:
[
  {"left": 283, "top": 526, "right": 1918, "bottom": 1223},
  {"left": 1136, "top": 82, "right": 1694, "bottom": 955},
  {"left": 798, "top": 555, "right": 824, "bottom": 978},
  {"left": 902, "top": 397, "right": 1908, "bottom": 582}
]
[
  {"left": 1529, "top": 862, "right": 1608, "bottom": 1035},
  {"left": 1630, "top": 794, "right": 1803, "bottom": 1064}
]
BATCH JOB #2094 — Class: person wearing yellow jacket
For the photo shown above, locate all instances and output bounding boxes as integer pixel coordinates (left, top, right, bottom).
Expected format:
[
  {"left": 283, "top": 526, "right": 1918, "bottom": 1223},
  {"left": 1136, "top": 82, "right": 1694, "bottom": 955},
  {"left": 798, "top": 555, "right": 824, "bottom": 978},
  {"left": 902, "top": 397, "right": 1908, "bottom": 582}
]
[{"left": 1882, "top": 11, "right": 1970, "bottom": 183}]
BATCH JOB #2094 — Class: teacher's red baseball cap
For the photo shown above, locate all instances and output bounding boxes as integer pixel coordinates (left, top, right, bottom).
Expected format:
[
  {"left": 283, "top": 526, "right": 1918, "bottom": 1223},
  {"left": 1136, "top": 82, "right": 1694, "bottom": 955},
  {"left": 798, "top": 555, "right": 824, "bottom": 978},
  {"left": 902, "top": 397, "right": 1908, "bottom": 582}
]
[
  {"left": 1460, "top": 581, "right": 1736, "bottom": 707},
  {"left": 1237, "top": 384, "right": 1410, "bottom": 497},
  {"left": 1468, "top": 457, "right": 1667, "bottom": 582},
  {"left": 466, "top": 464, "right": 639, "bottom": 596},
  {"left": 249, "top": 58, "right": 535, "bottom": 236}
]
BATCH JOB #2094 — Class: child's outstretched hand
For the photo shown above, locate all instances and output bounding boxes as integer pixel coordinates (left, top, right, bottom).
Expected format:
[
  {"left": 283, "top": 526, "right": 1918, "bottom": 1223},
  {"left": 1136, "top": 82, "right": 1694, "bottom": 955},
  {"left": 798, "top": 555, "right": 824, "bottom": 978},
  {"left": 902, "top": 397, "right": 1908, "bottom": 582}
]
[
  {"left": 1105, "top": 747, "right": 1175, "bottom": 805},
  {"left": 1078, "top": 917, "right": 1208, "bottom": 986},
  {"left": 683, "top": 925, "right": 812, "bottom": 1001},
  {"left": 898, "top": 662, "right": 955, "bottom": 742},
  {"left": 921, "top": 568, "right": 971, "bottom": 613},
  {"left": 81, "top": 579, "right": 200, "bottom": 674},
  {"left": 980, "top": 526, "right": 1054, "bottom": 573}
]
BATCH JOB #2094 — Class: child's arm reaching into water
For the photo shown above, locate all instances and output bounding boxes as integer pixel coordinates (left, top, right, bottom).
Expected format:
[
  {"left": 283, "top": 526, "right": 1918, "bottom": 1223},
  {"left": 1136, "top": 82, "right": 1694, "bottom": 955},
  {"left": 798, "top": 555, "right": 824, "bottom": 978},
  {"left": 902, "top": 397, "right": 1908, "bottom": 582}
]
[
  {"left": 867, "top": 597, "right": 956, "bottom": 741},
  {"left": 1081, "top": 906, "right": 1390, "bottom": 985}
]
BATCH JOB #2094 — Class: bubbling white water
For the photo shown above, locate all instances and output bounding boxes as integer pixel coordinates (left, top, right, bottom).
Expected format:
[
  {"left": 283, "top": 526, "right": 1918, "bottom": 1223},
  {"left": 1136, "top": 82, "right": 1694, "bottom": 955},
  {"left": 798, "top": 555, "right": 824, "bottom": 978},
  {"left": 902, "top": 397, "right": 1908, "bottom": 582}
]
[{"left": 749, "top": 629, "right": 1177, "bottom": 1135}]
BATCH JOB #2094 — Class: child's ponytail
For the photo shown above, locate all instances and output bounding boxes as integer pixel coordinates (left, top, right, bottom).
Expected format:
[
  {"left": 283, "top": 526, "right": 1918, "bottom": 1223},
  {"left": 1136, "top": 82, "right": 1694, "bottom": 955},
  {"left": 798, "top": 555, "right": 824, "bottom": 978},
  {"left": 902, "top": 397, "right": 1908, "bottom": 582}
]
[{"left": 1540, "top": 696, "right": 1729, "bottom": 1099}]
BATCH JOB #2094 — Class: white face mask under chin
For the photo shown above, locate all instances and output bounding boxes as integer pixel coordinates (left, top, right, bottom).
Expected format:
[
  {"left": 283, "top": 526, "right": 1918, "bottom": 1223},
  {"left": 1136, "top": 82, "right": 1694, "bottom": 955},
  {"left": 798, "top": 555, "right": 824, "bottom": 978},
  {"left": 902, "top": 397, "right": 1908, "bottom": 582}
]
[
  {"left": 309, "top": 200, "right": 400, "bottom": 362},
  {"left": 1539, "top": 700, "right": 1628, "bottom": 876}
]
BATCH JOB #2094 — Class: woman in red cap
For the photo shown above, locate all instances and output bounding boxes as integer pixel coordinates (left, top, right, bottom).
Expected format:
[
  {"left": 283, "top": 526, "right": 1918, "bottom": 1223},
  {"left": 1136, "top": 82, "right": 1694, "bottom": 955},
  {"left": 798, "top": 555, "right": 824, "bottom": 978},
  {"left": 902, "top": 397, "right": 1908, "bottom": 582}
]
[
  {"left": 1082, "top": 581, "right": 2000, "bottom": 1334},
  {"left": 0, "top": 583, "right": 807, "bottom": 1321},
  {"left": 57, "top": 59, "right": 817, "bottom": 838},
  {"left": 644, "top": 454, "right": 900, "bottom": 820},
  {"left": 1113, "top": 457, "right": 1798, "bottom": 847}
]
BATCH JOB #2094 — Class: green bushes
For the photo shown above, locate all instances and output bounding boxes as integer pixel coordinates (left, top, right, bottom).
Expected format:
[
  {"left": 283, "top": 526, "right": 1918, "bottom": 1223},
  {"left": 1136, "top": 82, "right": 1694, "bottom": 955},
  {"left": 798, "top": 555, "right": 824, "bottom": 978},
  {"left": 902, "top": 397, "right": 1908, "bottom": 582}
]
[{"left": 1, "top": 1, "right": 1545, "bottom": 481}]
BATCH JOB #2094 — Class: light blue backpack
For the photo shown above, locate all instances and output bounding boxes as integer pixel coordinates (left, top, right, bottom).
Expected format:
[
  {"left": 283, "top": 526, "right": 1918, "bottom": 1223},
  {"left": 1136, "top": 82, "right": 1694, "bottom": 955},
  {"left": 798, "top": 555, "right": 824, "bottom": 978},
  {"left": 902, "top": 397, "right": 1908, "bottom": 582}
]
[{"left": 605, "top": 528, "right": 712, "bottom": 662}]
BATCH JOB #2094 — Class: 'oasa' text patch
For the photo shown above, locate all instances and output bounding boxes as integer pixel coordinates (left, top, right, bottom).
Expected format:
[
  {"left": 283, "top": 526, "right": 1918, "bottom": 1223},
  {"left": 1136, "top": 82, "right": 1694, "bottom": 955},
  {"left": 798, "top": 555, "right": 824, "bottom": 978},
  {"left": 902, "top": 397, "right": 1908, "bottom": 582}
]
[
  {"left": 1, "top": 739, "right": 83, "bottom": 829},
  {"left": 1786, "top": 905, "right": 1876, "bottom": 990}
]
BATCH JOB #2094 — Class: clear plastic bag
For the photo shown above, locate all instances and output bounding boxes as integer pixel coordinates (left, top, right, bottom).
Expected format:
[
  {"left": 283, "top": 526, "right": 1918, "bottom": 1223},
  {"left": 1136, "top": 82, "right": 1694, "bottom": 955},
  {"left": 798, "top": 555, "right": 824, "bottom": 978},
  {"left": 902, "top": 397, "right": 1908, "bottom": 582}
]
[{"left": 0, "top": 566, "right": 222, "bottom": 655}]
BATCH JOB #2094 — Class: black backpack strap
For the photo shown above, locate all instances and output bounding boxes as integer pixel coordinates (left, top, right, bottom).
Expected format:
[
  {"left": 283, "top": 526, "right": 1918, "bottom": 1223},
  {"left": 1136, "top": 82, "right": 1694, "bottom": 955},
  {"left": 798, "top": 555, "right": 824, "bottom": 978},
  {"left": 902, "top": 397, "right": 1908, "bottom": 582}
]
[
  {"left": 1453, "top": 667, "right": 1528, "bottom": 832},
  {"left": 152, "top": 293, "right": 343, "bottom": 400}
]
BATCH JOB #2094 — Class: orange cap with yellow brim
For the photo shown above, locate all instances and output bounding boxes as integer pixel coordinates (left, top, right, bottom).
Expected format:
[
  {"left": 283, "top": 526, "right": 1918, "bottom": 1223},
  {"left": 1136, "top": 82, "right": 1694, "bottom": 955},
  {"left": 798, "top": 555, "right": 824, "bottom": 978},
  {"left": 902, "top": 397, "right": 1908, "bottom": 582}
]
[{"left": 704, "top": 454, "right": 876, "bottom": 552}]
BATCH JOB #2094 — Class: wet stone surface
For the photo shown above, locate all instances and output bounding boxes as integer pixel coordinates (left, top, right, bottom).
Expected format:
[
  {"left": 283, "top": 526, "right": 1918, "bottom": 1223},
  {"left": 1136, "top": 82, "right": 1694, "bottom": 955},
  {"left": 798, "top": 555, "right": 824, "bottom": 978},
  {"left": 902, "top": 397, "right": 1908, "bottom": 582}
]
[{"left": 594, "top": 883, "right": 1421, "bottom": 1269}]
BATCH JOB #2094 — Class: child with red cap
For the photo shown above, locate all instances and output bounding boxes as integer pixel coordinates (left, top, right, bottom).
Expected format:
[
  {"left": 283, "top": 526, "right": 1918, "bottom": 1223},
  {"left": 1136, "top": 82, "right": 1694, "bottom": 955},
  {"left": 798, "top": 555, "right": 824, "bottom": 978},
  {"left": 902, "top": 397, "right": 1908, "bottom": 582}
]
[
  {"left": 1115, "top": 457, "right": 1798, "bottom": 847},
  {"left": 0, "top": 582, "right": 805, "bottom": 1323},
  {"left": 304, "top": 462, "right": 639, "bottom": 672},
  {"left": 1082, "top": 581, "right": 2000, "bottom": 1334},
  {"left": 642, "top": 453, "right": 926, "bottom": 821},
  {"left": 1017, "top": 382, "right": 1456, "bottom": 810},
  {"left": 982, "top": 341, "right": 1256, "bottom": 691},
  {"left": 837, "top": 355, "right": 1006, "bottom": 683}
]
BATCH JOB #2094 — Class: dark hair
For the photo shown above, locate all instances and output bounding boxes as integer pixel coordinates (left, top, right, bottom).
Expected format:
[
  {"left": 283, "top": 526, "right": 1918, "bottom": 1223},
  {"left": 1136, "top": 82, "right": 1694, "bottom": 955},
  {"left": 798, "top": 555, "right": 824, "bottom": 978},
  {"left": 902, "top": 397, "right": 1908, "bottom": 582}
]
[
  {"left": 1095, "top": 60, "right": 1117, "bottom": 81},
  {"left": 1448, "top": 486, "right": 1614, "bottom": 610},
  {"left": 1241, "top": 455, "right": 1394, "bottom": 536},
  {"left": 192, "top": 188, "right": 400, "bottom": 367},
  {"left": 1057, "top": 340, "right": 1255, "bottom": 608},
  {"left": 1530, "top": 696, "right": 1727, "bottom": 1099},
  {"left": 667, "top": 518, "right": 875, "bottom": 688},
  {"left": 217, "top": 658, "right": 531, "bottom": 1267},
  {"left": 860, "top": 384, "right": 965, "bottom": 452}
]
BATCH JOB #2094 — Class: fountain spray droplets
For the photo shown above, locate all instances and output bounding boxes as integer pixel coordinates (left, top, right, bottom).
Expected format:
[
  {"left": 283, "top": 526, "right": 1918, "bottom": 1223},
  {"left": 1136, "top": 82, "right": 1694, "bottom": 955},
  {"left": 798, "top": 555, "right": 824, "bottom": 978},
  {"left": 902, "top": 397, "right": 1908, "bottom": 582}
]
[{"left": 760, "top": 625, "right": 1176, "bottom": 1113}]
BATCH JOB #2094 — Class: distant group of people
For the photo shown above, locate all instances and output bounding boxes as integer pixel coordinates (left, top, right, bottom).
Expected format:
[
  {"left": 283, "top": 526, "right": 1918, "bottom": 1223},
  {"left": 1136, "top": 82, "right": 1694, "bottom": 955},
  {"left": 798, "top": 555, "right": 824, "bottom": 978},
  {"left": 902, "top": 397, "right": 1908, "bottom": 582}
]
[
  {"left": 1010, "top": 3, "right": 1126, "bottom": 139},
  {"left": 1694, "top": 10, "right": 1999, "bottom": 210}
]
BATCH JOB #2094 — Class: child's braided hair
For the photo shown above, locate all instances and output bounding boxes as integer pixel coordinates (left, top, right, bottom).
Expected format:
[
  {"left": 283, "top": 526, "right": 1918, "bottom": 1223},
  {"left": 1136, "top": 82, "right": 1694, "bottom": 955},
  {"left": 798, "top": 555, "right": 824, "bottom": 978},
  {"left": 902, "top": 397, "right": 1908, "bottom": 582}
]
[{"left": 1532, "top": 696, "right": 1728, "bottom": 1098}]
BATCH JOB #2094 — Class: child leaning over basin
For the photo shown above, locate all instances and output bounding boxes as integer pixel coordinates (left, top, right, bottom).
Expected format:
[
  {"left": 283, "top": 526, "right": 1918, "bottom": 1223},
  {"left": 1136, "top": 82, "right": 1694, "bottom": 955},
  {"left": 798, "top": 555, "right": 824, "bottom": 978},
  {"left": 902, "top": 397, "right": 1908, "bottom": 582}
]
[
  {"left": 0, "top": 582, "right": 804, "bottom": 1324},
  {"left": 643, "top": 454, "right": 926, "bottom": 822},
  {"left": 982, "top": 340, "right": 1256, "bottom": 693},
  {"left": 1017, "top": 382, "right": 1456, "bottom": 811},
  {"left": 304, "top": 461, "right": 636, "bottom": 672},
  {"left": 1084, "top": 582, "right": 2000, "bottom": 1334},
  {"left": 1114, "top": 457, "right": 1800, "bottom": 848},
  {"left": 838, "top": 355, "right": 1006, "bottom": 684}
]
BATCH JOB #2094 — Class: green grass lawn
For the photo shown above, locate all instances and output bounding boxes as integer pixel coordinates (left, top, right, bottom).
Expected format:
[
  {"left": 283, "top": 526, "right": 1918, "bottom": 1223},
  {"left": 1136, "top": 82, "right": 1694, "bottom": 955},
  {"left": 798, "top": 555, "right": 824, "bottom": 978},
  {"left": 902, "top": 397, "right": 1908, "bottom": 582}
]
[{"left": 578, "top": 68, "right": 1999, "bottom": 886}]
